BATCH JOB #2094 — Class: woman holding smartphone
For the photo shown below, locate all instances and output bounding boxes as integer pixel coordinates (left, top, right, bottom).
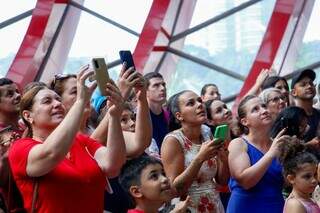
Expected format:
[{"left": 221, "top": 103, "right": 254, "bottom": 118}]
[
  {"left": 227, "top": 95, "right": 290, "bottom": 213},
  {"left": 49, "top": 63, "right": 151, "bottom": 158},
  {"left": 9, "top": 69, "right": 126, "bottom": 212},
  {"left": 161, "top": 90, "right": 229, "bottom": 213},
  {"left": 205, "top": 99, "right": 241, "bottom": 141}
]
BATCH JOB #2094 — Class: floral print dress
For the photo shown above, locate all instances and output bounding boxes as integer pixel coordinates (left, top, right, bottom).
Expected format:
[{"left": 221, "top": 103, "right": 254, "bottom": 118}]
[{"left": 164, "top": 126, "right": 224, "bottom": 213}]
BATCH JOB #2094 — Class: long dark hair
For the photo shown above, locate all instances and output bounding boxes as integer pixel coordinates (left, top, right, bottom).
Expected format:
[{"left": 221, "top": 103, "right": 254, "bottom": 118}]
[{"left": 270, "top": 106, "right": 307, "bottom": 139}]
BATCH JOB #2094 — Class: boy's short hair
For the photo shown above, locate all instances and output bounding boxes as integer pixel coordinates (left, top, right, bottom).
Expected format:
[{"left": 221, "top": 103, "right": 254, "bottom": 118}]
[
  {"left": 119, "top": 155, "right": 162, "bottom": 203},
  {"left": 143, "top": 72, "right": 163, "bottom": 88},
  {"left": 0, "top": 78, "right": 15, "bottom": 97},
  {"left": 0, "top": 78, "right": 13, "bottom": 87}
]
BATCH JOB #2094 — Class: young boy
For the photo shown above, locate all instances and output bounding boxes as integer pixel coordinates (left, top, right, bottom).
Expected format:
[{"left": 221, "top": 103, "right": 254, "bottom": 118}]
[{"left": 119, "top": 155, "right": 190, "bottom": 213}]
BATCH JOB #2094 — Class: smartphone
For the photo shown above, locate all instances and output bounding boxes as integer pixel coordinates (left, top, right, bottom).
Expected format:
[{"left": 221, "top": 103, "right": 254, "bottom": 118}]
[
  {"left": 119, "top": 50, "right": 136, "bottom": 70},
  {"left": 214, "top": 124, "right": 228, "bottom": 144},
  {"left": 91, "top": 58, "right": 110, "bottom": 96},
  {"left": 280, "top": 117, "right": 297, "bottom": 136}
]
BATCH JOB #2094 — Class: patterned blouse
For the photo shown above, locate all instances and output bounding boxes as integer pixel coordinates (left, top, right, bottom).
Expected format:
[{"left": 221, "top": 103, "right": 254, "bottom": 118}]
[{"left": 164, "top": 125, "right": 224, "bottom": 213}]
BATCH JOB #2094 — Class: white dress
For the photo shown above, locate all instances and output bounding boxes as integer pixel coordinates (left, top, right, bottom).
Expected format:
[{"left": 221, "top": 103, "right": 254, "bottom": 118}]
[{"left": 164, "top": 126, "right": 224, "bottom": 213}]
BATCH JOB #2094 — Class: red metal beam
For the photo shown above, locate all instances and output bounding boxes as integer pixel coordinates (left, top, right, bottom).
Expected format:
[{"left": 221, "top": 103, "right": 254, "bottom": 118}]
[
  {"left": 6, "top": 0, "right": 68, "bottom": 88},
  {"left": 133, "top": 0, "right": 170, "bottom": 73},
  {"left": 233, "top": 0, "right": 298, "bottom": 111}
]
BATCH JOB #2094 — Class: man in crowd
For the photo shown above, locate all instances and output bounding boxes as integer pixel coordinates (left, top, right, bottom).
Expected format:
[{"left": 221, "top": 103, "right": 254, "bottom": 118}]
[
  {"left": 0, "top": 77, "right": 24, "bottom": 212},
  {"left": 144, "top": 72, "right": 168, "bottom": 153},
  {"left": 291, "top": 69, "right": 320, "bottom": 143}
]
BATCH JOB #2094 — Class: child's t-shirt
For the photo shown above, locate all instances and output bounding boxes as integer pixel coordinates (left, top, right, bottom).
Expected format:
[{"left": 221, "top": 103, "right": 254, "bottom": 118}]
[{"left": 128, "top": 209, "right": 145, "bottom": 213}]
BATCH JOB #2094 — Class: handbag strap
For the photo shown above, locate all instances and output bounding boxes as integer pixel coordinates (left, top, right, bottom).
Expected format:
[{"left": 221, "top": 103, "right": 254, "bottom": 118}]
[{"left": 31, "top": 180, "right": 38, "bottom": 213}]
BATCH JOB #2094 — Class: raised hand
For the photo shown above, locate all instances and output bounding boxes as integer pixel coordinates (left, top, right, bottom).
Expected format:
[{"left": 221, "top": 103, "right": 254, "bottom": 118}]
[
  {"left": 256, "top": 68, "right": 271, "bottom": 86},
  {"left": 117, "top": 63, "right": 141, "bottom": 100},
  {"left": 171, "top": 196, "right": 193, "bottom": 213},
  {"left": 133, "top": 73, "right": 147, "bottom": 101},
  {"left": 306, "top": 137, "right": 320, "bottom": 149},
  {"left": 76, "top": 64, "right": 97, "bottom": 104},
  {"left": 105, "top": 80, "right": 125, "bottom": 116},
  {"left": 268, "top": 128, "right": 291, "bottom": 158},
  {"left": 197, "top": 139, "right": 223, "bottom": 162}
]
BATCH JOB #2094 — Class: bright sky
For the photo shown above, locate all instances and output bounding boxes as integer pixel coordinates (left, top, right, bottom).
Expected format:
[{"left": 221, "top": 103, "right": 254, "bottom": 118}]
[{"left": 0, "top": 0, "right": 319, "bottom": 58}]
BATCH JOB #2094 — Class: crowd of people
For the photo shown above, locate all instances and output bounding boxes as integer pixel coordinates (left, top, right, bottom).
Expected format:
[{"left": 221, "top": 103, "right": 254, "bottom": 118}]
[{"left": 0, "top": 62, "right": 319, "bottom": 213}]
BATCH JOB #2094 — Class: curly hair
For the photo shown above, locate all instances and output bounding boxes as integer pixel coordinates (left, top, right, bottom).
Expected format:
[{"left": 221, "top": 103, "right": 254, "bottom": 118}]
[{"left": 278, "top": 139, "right": 318, "bottom": 177}]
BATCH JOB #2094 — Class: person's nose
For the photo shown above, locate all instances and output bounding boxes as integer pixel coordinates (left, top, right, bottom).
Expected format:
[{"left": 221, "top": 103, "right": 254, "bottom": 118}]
[{"left": 14, "top": 92, "right": 21, "bottom": 102}]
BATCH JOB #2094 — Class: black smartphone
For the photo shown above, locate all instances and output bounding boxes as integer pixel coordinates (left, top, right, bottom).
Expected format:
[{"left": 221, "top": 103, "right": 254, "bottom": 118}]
[
  {"left": 280, "top": 117, "right": 297, "bottom": 136},
  {"left": 119, "top": 50, "right": 136, "bottom": 70}
]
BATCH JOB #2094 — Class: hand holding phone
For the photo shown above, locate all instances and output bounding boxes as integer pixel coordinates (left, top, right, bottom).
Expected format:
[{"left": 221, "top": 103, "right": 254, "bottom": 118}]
[
  {"left": 214, "top": 124, "right": 228, "bottom": 144},
  {"left": 91, "top": 58, "right": 110, "bottom": 96}
]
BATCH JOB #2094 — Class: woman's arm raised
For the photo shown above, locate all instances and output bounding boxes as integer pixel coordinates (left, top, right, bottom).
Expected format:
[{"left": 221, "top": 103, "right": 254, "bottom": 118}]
[
  {"left": 228, "top": 129, "right": 288, "bottom": 189},
  {"left": 94, "top": 82, "right": 126, "bottom": 178},
  {"left": 27, "top": 67, "right": 96, "bottom": 177}
]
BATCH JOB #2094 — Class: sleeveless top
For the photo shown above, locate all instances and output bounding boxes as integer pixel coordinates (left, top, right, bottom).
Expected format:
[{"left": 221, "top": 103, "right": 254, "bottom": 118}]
[
  {"left": 164, "top": 126, "right": 224, "bottom": 213},
  {"left": 227, "top": 137, "right": 284, "bottom": 213},
  {"left": 285, "top": 195, "right": 320, "bottom": 213}
]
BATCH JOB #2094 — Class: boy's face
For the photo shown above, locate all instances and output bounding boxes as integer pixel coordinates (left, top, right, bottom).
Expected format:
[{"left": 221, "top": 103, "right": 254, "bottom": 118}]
[
  {"left": 137, "top": 163, "right": 172, "bottom": 203},
  {"left": 0, "top": 83, "right": 21, "bottom": 114}
]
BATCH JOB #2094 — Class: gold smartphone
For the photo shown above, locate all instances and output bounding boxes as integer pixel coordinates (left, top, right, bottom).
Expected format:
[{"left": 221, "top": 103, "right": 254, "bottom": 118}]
[{"left": 91, "top": 58, "right": 110, "bottom": 96}]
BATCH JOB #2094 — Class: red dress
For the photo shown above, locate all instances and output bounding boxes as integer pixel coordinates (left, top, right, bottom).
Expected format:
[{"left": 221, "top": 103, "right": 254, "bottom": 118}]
[{"left": 9, "top": 133, "right": 106, "bottom": 213}]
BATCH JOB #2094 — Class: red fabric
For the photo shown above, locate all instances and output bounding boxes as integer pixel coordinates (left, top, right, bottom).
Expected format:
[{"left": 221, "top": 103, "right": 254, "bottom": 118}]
[
  {"left": 8, "top": 133, "right": 106, "bottom": 213},
  {"left": 128, "top": 209, "right": 145, "bottom": 213},
  {"left": 216, "top": 185, "right": 229, "bottom": 193}
]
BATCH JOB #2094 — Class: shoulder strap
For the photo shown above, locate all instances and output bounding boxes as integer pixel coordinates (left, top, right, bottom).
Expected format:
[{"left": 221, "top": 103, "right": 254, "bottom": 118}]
[{"left": 31, "top": 180, "right": 38, "bottom": 213}]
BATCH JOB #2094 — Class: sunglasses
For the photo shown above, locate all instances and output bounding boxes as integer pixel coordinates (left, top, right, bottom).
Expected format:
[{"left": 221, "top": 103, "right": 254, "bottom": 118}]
[{"left": 50, "top": 74, "right": 76, "bottom": 89}]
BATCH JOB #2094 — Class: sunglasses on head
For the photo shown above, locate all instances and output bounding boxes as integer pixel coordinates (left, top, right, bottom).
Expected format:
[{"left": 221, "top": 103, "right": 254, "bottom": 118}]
[{"left": 50, "top": 74, "right": 76, "bottom": 89}]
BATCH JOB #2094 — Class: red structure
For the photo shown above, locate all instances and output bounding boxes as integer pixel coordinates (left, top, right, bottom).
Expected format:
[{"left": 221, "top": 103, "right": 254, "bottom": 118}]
[{"left": 3, "top": 0, "right": 317, "bottom": 108}]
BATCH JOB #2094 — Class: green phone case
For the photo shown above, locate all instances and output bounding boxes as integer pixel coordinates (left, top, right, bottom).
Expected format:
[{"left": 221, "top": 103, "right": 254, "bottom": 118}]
[{"left": 214, "top": 124, "right": 228, "bottom": 143}]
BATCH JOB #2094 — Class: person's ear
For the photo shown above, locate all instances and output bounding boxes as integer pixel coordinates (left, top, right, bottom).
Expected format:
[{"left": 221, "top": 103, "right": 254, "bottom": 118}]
[
  {"left": 287, "top": 174, "right": 295, "bottom": 185},
  {"left": 291, "top": 88, "right": 297, "bottom": 97},
  {"left": 175, "top": 112, "right": 183, "bottom": 122},
  {"left": 129, "top": 185, "right": 143, "bottom": 199},
  {"left": 240, "top": 117, "right": 248, "bottom": 127},
  {"left": 22, "top": 110, "right": 33, "bottom": 125}
]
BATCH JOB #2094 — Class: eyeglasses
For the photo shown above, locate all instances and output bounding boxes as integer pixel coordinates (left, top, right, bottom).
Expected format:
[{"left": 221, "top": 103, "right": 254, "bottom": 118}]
[
  {"left": 50, "top": 74, "right": 76, "bottom": 89},
  {"left": 267, "top": 95, "right": 286, "bottom": 103}
]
